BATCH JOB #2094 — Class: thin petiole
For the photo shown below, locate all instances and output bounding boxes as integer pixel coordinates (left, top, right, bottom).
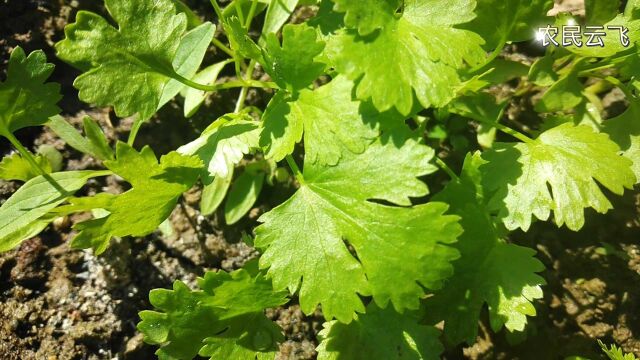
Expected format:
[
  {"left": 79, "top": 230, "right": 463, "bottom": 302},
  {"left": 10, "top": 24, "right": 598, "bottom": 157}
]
[
  {"left": 128, "top": 118, "right": 142, "bottom": 146},
  {"left": 285, "top": 155, "right": 305, "bottom": 185},
  {"left": 235, "top": 59, "right": 258, "bottom": 112},
  {"left": 577, "top": 52, "right": 636, "bottom": 76},
  {"left": 245, "top": 0, "right": 260, "bottom": 28},
  {"left": 434, "top": 157, "right": 459, "bottom": 181},
  {"left": 493, "top": 122, "right": 534, "bottom": 143},
  {"left": 211, "top": 37, "right": 235, "bottom": 58},
  {"left": 598, "top": 75, "right": 636, "bottom": 100},
  {"left": 234, "top": 0, "right": 245, "bottom": 25},
  {"left": 476, "top": 105, "right": 534, "bottom": 144},
  {"left": 176, "top": 74, "right": 278, "bottom": 92},
  {"left": 469, "top": 36, "right": 507, "bottom": 74},
  {"left": 234, "top": 57, "right": 244, "bottom": 80},
  {"left": 4, "top": 131, "right": 67, "bottom": 193},
  {"left": 5, "top": 131, "right": 46, "bottom": 176},
  {"left": 210, "top": 0, "right": 224, "bottom": 21}
]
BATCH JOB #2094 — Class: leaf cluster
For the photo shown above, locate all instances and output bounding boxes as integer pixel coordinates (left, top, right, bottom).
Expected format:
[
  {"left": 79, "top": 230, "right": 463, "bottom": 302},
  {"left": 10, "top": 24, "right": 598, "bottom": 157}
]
[{"left": 1, "top": 0, "right": 639, "bottom": 358}]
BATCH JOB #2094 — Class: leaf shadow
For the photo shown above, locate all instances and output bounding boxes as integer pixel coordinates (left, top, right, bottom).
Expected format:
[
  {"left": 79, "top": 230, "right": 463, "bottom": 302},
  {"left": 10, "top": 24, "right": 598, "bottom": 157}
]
[
  {"left": 258, "top": 91, "right": 294, "bottom": 151},
  {"left": 478, "top": 142, "right": 524, "bottom": 225}
]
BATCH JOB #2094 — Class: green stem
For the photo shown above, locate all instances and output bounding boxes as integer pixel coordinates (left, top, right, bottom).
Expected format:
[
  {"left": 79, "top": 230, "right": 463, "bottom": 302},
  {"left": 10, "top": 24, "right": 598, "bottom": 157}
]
[
  {"left": 211, "top": 37, "right": 235, "bottom": 58},
  {"left": 577, "top": 52, "right": 636, "bottom": 76},
  {"left": 469, "top": 103, "right": 534, "bottom": 143},
  {"left": 577, "top": 63, "right": 615, "bottom": 76},
  {"left": 585, "top": 79, "right": 613, "bottom": 96},
  {"left": 128, "top": 118, "right": 143, "bottom": 146},
  {"left": 176, "top": 74, "right": 278, "bottom": 92},
  {"left": 245, "top": 0, "right": 260, "bottom": 28},
  {"left": 235, "top": 86, "right": 249, "bottom": 112},
  {"left": 4, "top": 131, "right": 66, "bottom": 193},
  {"left": 494, "top": 122, "right": 534, "bottom": 143},
  {"left": 598, "top": 75, "right": 636, "bottom": 100},
  {"left": 285, "top": 155, "right": 304, "bottom": 184},
  {"left": 434, "top": 157, "right": 459, "bottom": 181},
  {"left": 469, "top": 37, "right": 507, "bottom": 74},
  {"left": 210, "top": 0, "right": 224, "bottom": 21},
  {"left": 5, "top": 131, "right": 46, "bottom": 176},
  {"left": 234, "top": 57, "right": 244, "bottom": 80},
  {"left": 234, "top": 0, "right": 246, "bottom": 25},
  {"left": 235, "top": 59, "right": 258, "bottom": 112}
]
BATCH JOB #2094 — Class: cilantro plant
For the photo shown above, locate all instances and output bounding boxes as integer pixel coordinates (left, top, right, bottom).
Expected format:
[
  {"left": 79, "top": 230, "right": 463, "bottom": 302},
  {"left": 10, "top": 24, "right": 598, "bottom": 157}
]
[{"left": 1, "top": 0, "right": 639, "bottom": 358}]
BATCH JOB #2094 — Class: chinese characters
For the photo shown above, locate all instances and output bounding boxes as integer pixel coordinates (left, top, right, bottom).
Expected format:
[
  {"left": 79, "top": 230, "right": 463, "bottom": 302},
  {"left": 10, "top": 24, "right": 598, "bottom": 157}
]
[{"left": 536, "top": 24, "right": 630, "bottom": 48}]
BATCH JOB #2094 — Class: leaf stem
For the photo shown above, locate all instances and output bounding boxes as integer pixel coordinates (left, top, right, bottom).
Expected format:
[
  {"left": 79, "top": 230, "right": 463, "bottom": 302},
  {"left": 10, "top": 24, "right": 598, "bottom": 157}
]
[
  {"left": 234, "top": 0, "right": 246, "bottom": 25},
  {"left": 234, "top": 57, "right": 244, "bottom": 80},
  {"left": 211, "top": 37, "right": 235, "bottom": 58},
  {"left": 469, "top": 37, "right": 507, "bottom": 74},
  {"left": 176, "top": 73, "right": 277, "bottom": 92},
  {"left": 235, "top": 59, "right": 258, "bottom": 112},
  {"left": 434, "top": 157, "right": 459, "bottom": 181},
  {"left": 470, "top": 104, "right": 534, "bottom": 143},
  {"left": 494, "top": 121, "right": 534, "bottom": 143},
  {"left": 577, "top": 52, "right": 636, "bottom": 76},
  {"left": 245, "top": 0, "right": 260, "bottom": 28},
  {"left": 128, "top": 118, "right": 143, "bottom": 146},
  {"left": 4, "top": 130, "right": 67, "bottom": 193},
  {"left": 4, "top": 131, "right": 46, "bottom": 176},
  {"left": 597, "top": 75, "right": 636, "bottom": 100},
  {"left": 210, "top": 0, "right": 224, "bottom": 21},
  {"left": 285, "top": 155, "right": 304, "bottom": 185}
]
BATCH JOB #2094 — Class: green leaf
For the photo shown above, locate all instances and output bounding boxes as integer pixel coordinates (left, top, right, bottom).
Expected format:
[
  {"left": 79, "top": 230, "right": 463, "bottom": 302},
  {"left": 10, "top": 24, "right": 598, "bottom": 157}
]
[
  {"left": 262, "top": 23, "right": 326, "bottom": 92},
  {"left": 67, "top": 142, "right": 202, "bottom": 254},
  {"left": 317, "top": 303, "right": 443, "bottom": 360},
  {"left": 447, "top": 93, "right": 505, "bottom": 148},
  {"left": 310, "top": 0, "right": 345, "bottom": 36},
  {"left": 138, "top": 266, "right": 287, "bottom": 360},
  {"left": 259, "top": 76, "right": 381, "bottom": 164},
  {"left": 603, "top": 97, "right": 640, "bottom": 182},
  {"left": 585, "top": 0, "right": 620, "bottom": 24},
  {"left": 224, "top": 16, "right": 263, "bottom": 60},
  {"left": 330, "top": 0, "right": 401, "bottom": 36},
  {"left": 170, "top": 0, "right": 203, "bottom": 29},
  {"left": 254, "top": 136, "right": 461, "bottom": 322},
  {"left": 465, "top": 0, "right": 553, "bottom": 49},
  {"left": 0, "top": 152, "right": 52, "bottom": 182},
  {"left": 529, "top": 55, "right": 558, "bottom": 87},
  {"left": 481, "top": 59, "right": 529, "bottom": 85},
  {"left": 183, "top": 60, "right": 232, "bottom": 118},
  {"left": 37, "top": 145, "right": 63, "bottom": 172},
  {"left": 599, "top": 340, "right": 639, "bottom": 360},
  {"left": 481, "top": 123, "right": 636, "bottom": 231},
  {"left": 0, "top": 171, "right": 105, "bottom": 252},
  {"left": 55, "top": 0, "right": 190, "bottom": 120},
  {"left": 178, "top": 113, "right": 260, "bottom": 179},
  {"left": 201, "top": 169, "right": 234, "bottom": 216},
  {"left": 626, "top": 0, "right": 640, "bottom": 19},
  {"left": 534, "top": 71, "right": 584, "bottom": 113},
  {"left": 223, "top": 0, "right": 269, "bottom": 21},
  {"left": 564, "top": 14, "right": 640, "bottom": 58},
  {"left": 326, "top": 0, "right": 485, "bottom": 115},
  {"left": 47, "top": 115, "right": 113, "bottom": 161},
  {"left": 158, "top": 22, "right": 217, "bottom": 109},
  {"left": 225, "top": 171, "right": 265, "bottom": 225},
  {"left": 0, "top": 214, "right": 58, "bottom": 254},
  {"left": 198, "top": 315, "right": 281, "bottom": 360},
  {"left": 82, "top": 117, "right": 114, "bottom": 160},
  {"left": 0, "top": 47, "right": 61, "bottom": 136},
  {"left": 448, "top": 93, "right": 505, "bottom": 125},
  {"left": 425, "top": 153, "right": 545, "bottom": 344},
  {"left": 261, "top": 0, "right": 300, "bottom": 42}
]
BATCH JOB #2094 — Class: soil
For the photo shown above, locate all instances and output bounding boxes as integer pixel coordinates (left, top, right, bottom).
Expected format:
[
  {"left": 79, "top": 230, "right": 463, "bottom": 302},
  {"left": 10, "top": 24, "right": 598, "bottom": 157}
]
[{"left": 0, "top": 0, "right": 639, "bottom": 359}]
